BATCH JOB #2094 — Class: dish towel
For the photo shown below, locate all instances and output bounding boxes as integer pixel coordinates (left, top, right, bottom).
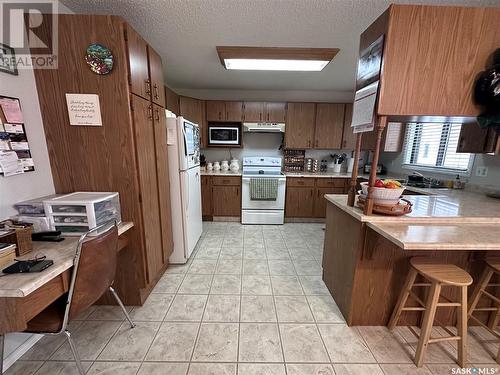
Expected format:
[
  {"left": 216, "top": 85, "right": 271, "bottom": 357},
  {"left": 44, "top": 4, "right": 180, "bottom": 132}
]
[{"left": 250, "top": 178, "right": 279, "bottom": 201}]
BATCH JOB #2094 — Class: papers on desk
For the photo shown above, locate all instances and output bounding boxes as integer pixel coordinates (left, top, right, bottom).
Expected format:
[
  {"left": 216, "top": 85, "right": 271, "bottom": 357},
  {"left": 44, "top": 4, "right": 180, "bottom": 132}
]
[{"left": 0, "top": 150, "right": 24, "bottom": 176}]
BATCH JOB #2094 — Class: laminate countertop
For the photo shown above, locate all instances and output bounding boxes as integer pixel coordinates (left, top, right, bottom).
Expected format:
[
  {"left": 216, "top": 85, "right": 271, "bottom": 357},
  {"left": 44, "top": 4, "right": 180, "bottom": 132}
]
[
  {"left": 201, "top": 170, "right": 242, "bottom": 176},
  {"left": 0, "top": 222, "right": 134, "bottom": 298}
]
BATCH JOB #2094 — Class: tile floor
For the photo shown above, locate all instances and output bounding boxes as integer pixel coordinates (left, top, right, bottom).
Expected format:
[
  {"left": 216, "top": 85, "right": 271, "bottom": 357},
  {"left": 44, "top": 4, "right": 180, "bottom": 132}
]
[{"left": 6, "top": 222, "right": 500, "bottom": 375}]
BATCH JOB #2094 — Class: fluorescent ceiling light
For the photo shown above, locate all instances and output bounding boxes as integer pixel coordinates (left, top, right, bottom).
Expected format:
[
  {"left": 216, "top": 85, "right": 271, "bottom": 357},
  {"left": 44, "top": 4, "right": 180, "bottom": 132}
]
[
  {"left": 217, "top": 47, "right": 339, "bottom": 72},
  {"left": 224, "top": 59, "right": 329, "bottom": 71}
]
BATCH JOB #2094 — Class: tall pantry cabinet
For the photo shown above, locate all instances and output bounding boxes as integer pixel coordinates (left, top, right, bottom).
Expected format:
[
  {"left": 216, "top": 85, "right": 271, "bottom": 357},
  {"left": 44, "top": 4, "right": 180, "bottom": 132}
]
[{"left": 32, "top": 15, "right": 173, "bottom": 305}]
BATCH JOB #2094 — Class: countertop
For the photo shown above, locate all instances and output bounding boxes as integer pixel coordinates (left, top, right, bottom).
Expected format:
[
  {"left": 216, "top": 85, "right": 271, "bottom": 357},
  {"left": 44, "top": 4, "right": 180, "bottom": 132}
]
[
  {"left": 0, "top": 222, "right": 134, "bottom": 298},
  {"left": 201, "top": 170, "right": 242, "bottom": 176},
  {"left": 366, "top": 222, "right": 500, "bottom": 251}
]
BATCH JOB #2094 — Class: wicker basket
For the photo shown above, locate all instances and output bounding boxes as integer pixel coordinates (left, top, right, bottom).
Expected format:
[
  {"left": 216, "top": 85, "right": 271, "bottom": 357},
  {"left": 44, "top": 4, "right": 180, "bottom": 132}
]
[{"left": 1, "top": 226, "right": 33, "bottom": 256}]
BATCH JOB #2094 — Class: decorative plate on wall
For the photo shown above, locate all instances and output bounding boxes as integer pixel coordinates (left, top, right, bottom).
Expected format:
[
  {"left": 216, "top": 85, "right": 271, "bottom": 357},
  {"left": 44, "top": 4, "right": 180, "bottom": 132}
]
[{"left": 85, "top": 44, "right": 113, "bottom": 75}]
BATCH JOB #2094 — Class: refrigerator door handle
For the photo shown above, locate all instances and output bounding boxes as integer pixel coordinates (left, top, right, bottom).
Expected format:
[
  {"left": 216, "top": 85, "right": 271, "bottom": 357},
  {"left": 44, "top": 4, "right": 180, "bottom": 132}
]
[{"left": 185, "top": 172, "right": 190, "bottom": 211}]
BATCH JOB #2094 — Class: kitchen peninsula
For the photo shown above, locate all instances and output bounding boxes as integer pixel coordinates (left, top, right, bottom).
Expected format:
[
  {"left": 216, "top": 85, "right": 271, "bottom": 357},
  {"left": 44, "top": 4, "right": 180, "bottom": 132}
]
[{"left": 322, "top": 191, "right": 500, "bottom": 327}]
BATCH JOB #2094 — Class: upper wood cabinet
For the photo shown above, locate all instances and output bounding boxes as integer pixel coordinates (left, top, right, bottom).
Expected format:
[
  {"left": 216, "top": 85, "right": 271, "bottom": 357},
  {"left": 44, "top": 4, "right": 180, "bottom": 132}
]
[
  {"left": 147, "top": 46, "right": 165, "bottom": 107},
  {"left": 362, "top": 123, "right": 404, "bottom": 152},
  {"left": 165, "top": 86, "right": 180, "bottom": 115},
  {"left": 179, "top": 96, "right": 207, "bottom": 148},
  {"left": 243, "top": 102, "right": 286, "bottom": 123},
  {"left": 126, "top": 24, "right": 150, "bottom": 101},
  {"left": 362, "top": 4, "right": 500, "bottom": 121},
  {"left": 206, "top": 101, "right": 243, "bottom": 122},
  {"left": 314, "top": 103, "right": 345, "bottom": 149},
  {"left": 457, "top": 124, "right": 500, "bottom": 154},
  {"left": 285, "top": 103, "right": 316, "bottom": 149},
  {"left": 341, "top": 104, "right": 357, "bottom": 150}
]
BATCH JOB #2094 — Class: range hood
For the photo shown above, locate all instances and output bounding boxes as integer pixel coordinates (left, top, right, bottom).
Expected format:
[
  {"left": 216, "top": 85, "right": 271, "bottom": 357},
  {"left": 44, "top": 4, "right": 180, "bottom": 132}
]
[{"left": 243, "top": 122, "right": 285, "bottom": 133}]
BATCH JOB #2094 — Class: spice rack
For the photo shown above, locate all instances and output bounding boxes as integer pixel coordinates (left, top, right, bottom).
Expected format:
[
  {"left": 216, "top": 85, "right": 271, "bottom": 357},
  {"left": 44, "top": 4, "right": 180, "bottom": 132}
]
[{"left": 283, "top": 149, "right": 305, "bottom": 172}]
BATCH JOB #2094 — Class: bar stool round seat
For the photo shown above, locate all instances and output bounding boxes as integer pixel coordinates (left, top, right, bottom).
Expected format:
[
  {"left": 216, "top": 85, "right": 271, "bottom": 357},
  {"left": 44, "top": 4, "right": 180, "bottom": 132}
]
[{"left": 410, "top": 258, "right": 473, "bottom": 286}]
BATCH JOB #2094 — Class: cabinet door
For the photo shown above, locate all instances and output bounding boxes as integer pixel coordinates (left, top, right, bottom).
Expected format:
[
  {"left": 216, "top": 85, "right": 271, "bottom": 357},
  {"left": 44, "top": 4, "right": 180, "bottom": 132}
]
[
  {"left": 243, "top": 102, "right": 265, "bottom": 122},
  {"left": 341, "top": 103, "right": 357, "bottom": 150},
  {"left": 206, "top": 100, "right": 226, "bottom": 121},
  {"left": 212, "top": 185, "right": 241, "bottom": 216},
  {"left": 148, "top": 46, "right": 165, "bottom": 107},
  {"left": 285, "top": 103, "right": 316, "bottom": 149},
  {"left": 201, "top": 175, "right": 212, "bottom": 218},
  {"left": 314, "top": 103, "right": 345, "bottom": 149},
  {"left": 265, "top": 102, "right": 287, "bottom": 123},
  {"left": 225, "top": 101, "right": 243, "bottom": 122},
  {"left": 285, "top": 186, "right": 315, "bottom": 218},
  {"left": 200, "top": 100, "right": 208, "bottom": 148},
  {"left": 126, "top": 25, "right": 150, "bottom": 101},
  {"left": 314, "top": 187, "right": 345, "bottom": 218},
  {"left": 457, "top": 123, "right": 499, "bottom": 154},
  {"left": 131, "top": 95, "right": 163, "bottom": 282},
  {"left": 165, "top": 86, "right": 180, "bottom": 115},
  {"left": 153, "top": 103, "right": 173, "bottom": 262}
]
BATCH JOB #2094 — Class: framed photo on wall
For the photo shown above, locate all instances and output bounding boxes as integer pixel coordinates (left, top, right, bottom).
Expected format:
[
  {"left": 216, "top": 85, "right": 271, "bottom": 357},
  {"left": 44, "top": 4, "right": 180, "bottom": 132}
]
[{"left": 0, "top": 43, "right": 18, "bottom": 76}]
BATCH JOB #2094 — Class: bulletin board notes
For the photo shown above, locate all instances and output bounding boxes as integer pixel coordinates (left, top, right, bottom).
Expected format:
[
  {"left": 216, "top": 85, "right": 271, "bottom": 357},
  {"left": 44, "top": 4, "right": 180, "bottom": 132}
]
[
  {"left": 0, "top": 95, "right": 34, "bottom": 176},
  {"left": 65, "top": 93, "right": 103, "bottom": 126}
]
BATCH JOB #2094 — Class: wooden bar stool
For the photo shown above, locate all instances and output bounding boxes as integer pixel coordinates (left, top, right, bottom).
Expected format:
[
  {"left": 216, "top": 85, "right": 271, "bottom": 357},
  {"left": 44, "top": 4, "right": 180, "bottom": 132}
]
[
  {"left": 388, "top": 257, "right": 472, "bottom": 367},
  {"left": 468, "top": 259, "right": 500, "bottom": 363}
]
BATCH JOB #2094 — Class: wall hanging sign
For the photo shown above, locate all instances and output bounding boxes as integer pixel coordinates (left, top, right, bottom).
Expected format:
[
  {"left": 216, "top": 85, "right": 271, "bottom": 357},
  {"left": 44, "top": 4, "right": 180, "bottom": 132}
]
[
  {"left": 85, "top": 44, "right": 113, "bottom": 75},
  {"left": 65, "top": 93, "right": 103, "bottom": 126},
  {"left": 0, "top": 43, "right": 18, "bottom": 76},
  {"left": 0, "top": 96, "right": 34, "bottom": 176}
]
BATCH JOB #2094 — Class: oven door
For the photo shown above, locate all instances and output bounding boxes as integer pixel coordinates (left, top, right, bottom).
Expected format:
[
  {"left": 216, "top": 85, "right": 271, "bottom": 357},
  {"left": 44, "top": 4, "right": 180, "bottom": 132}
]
[
  {"left": 241, "top": 176, "right": 286, "bottom": 210},
  {"left": 209, "top": 127, "right": 239, "bottom": 145}
]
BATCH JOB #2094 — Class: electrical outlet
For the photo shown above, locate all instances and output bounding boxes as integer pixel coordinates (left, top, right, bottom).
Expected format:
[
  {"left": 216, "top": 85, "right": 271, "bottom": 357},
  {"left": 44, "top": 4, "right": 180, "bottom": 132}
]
[{"left": 476, "top": 166, "right": 488, "bottom": 177}]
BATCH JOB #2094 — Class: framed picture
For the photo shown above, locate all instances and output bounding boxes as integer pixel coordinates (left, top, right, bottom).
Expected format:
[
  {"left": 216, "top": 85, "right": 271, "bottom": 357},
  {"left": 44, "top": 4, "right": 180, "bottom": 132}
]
[{"left": 0, "top": 44, "right": 18, "bottom": 76}]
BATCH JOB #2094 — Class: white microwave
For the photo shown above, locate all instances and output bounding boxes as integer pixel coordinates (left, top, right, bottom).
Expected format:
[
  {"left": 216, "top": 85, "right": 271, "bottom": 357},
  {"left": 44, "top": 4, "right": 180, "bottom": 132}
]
[{"left": 208, "top": 126, "right": 240, "bottom": 145}]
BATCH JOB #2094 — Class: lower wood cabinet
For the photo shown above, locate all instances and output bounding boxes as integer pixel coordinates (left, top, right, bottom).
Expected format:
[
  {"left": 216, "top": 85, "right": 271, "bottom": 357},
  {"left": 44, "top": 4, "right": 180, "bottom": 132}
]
[
  {"left": 201, "top": 175, "right": 212, "bottom": 218},
  {"left": 285, "top": 177, "right": 348, "bottom": 219},
  {"left": 201, "top": 175, "right": 241, "bottom": 219}
]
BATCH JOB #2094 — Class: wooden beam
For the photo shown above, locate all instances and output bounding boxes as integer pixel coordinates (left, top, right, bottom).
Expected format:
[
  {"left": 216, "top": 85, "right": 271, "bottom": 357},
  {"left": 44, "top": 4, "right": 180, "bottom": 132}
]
[{"left": 347, "top": 133, "right": 362, "bottom": 207}]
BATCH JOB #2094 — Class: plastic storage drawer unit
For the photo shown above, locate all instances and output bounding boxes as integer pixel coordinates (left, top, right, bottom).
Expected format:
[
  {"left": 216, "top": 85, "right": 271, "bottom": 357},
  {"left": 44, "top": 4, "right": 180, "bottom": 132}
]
[{"left": 44, "top": 192, "right": 122, "bottom": 236}]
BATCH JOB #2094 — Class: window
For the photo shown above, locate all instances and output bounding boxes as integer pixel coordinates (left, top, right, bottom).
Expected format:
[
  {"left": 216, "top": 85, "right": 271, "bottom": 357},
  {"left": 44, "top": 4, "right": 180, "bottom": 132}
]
[{"left": 402, "top": 123, "right": 473, "bottom": 174}]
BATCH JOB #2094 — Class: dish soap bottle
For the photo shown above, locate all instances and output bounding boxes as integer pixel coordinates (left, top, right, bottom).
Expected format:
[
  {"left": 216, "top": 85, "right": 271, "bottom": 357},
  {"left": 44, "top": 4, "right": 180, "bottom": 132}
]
[{"left": 453, "top": 174, "right": 461, "bottom": 189}]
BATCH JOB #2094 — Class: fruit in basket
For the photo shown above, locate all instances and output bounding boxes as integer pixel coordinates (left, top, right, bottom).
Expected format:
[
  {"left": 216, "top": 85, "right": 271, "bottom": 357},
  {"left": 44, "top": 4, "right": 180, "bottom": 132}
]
[
  {"left": 383, "top": 179, "right": 402, "bottom": 189},
  {"left": 375, "top": 179, "right": 385, "bottom": 188}
]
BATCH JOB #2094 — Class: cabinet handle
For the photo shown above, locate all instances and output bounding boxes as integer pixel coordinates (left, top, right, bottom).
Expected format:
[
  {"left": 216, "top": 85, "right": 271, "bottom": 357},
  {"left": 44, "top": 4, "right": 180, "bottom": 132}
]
[
  {"left": 226, "top": 111, "right": 229, "bottom": 120},
  {"left": 153, "top": 84, "right": 159, "bottom": 99},
  {"left": 155, "top": 108, "right": 160, "bottom": 121},
  {"left": 310, "top": 189, "right": 313, "bottom": 197},
  {"left": 260, "top": 113, "right": 262, "bottom": 122},
  {"left": 267, "top": 113, "right": 270, "bottom": 122},
  {"left": 148, "top": 105, "right": 153, "bottom": 120},
  {"left": 343, "top": 140, "right": 346, "bottom": 148},
  {"left": 145, "top": 79, "right": 151, "bottom": 95}
]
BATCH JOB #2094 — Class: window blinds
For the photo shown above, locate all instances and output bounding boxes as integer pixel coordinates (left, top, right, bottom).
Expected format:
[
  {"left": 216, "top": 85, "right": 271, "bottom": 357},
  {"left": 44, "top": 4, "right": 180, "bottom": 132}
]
[{"left": 402, "top": 123, "right": 471, "bottom": 172}]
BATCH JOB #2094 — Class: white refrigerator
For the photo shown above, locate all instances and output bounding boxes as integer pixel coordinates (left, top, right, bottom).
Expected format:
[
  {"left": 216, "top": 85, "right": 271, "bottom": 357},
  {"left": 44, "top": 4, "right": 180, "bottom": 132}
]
[{"left": 166, "top": 115, "right": 203, "bottom": 264}]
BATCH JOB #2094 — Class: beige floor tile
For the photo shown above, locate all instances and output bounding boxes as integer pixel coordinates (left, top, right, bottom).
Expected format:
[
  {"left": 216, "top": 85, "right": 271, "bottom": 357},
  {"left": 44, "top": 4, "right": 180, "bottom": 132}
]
[
  {"left": 242, "top": 275, "right": 272, "bottom": 295},
  {"left": 189, "top": 259, "right": 218, "bottom": 274},
  {"left": 178, "top": 274, "right": 213, "bottom": 294},
  {"left": 244, "top": 247, "right": 267, "bottom": 260},
  {"left": 358, "top": 326, "right": 419, "bottom": 363},
  {"left": 268, "top": 260, "right": 296, "bottom": 276},
  {"left": 240, "top": 295, "right": 277, "bottom": 322},
  {"left": 307, "top": 295, "right": 345, "bottom": 323},
  {"left": 34, "top": 361, "right": 92, "bottom": 375},
  {"left": 298, "top": 276, "right": 330, "bottom": 295},
  {"left": 333, "top": 364, "right": 384, "bottom": 375},
  {"left": 279, "top": 324, "right": 329, "bottom": 362},
  {"left": 292, "top": 260, "right": 322, "bottom": 276},
  {"left": 51, "top": 320, "right": 121, "bottom": 361},
  {"left": 318, "top": 324, "right": 375, "bottom": 363},
  {"left": 203, "top": 295, "right": 240, "bottom": 322},
  {"left": 238, "top": 363, "right": 286, "bottom": 375},
  {"left": 286, "top": 364, "right": 335, "bottom": 375},
  {"left": 425, "top": 364, "right": 469, "bottom": 375},
  {"left": 244, "top": 238, "right": 265, "bottom": 249},
  {"left": 271, "top": 276, "right": 304, "bottom": 295},
  {"left": 165, "top": 262, "right": 192, "bottom": 274},
  {"left": 188, "top": 363, "right": 236, "bottom": 375},
  {"left": 137, "top": 362, "right": 189, "bottom": 375},
  {"left": 200, "top": 237, "right": 223, "bottom": 248},
  {"left": 239, "top": 323, "right": 284, "bottom": 362},
  {"left": 145, "top": 322, "right": 199, "bottom": 361},
  {"left": 380, "top": 364, "right": 433, "bottom": 375},
  {"left": 152, "top": 273, "right": 184, "bottom": 293},
  {"left": 216, "top": 259, "right": 243, "bottom": 274},
  {"left": 98, "top": 321, "right": 160, "bottom": 361},
  {"left": 265, "top": 247, "right": 290, "bottom": 260},
  {"left": 287, "top": 248, "right": 316, "bottom": 261},
  {"left": 3, "top": 361, "right": 43, "bottom": 375},
  {"left": 223, "top": 237, "right": 244, "bottom": 248},
  {"left": 274, "top": 295, "right": 314, "bottom": 322},
  {"left": 211, "top": 274, "right": 242, "bottom": 294},
  {"left": 165, "top": 294, "right": 208, "bottom": 321},
  {"left": 192, "top": 323, "right": 239, "bottom": 362},
  {"left": 86, "top": 305, "right": 133, "bottom": 321},
  {"left": 464, "top": 326, "right": 498, "bottom": 364},
  {"left": 220, "top": 247, "right": 243, "bottom": 259},
  {"left": 243, "top": 259, "right": 269, "bottom": 275},
  {"left": 87, "top": 362, "right": 141, "bottom": 374},
  {"left": 129, "top": 293, "right": 174, "bottom": 321},
  {"left": 195, "top": 247, "right": 221, "bottom": 259}
]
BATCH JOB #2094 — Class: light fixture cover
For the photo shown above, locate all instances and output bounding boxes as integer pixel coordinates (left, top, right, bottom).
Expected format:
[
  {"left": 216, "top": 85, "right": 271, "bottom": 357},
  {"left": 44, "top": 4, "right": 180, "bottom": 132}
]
[{"left": 217, "top": 47, "right": 339, "bottom": 72}]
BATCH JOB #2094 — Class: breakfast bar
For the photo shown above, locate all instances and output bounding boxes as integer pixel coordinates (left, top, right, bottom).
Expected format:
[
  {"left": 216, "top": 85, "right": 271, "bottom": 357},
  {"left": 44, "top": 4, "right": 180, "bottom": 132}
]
[{"left": 322, "top": 192, "right": 500, "bottom": 326}]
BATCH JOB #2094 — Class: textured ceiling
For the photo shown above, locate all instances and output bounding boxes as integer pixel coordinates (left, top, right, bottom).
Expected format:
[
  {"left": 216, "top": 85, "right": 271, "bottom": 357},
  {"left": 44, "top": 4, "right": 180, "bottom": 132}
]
[{"left": 61, "top": 0, "right": 500, "bottom": 95}]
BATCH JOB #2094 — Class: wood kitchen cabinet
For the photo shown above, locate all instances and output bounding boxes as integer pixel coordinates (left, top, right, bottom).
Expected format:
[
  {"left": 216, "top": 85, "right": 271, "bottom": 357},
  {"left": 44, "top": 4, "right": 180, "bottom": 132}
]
[
  {"left": 165, "top": 86, "right": 180, "bottom": 115},
  {"left": 206, "top": 101, "right": 243, "bottom": 122},
  {"left": 243, "top": 102, "right": 286, "bottom": 123},
  {"left": 180, "top": 96, "right": 208, "bottom": 148},
  {"left": 201, "top": 175, "right": 212, "bottom": 219},
  {"left": 265, "top": 102, "right": 287, "bottom": 123},
  {"left": 456, "top": 123, "right": 500, "bottom": 154},
  {"left": 285, "top": 186, "right": 315, "bottom": 218},
  {"left": 285, "top": 103, "right": 316, "bottom": 149},
  {"left": 314, "top": 103, "right": 345, "bottom": 149},
  {"left": 33, "top": 15, "right": 173, "bottom": 305},
  {"left": 341, "top": 103, "right": 357, "bottom": 150},
  {"left": 147, "top": 46, "right": 165, "bottom": 107},
  {"left": 362, "top": 122, "right": 404, "bottom": 152},
  {"left": 211, "top": 176, "right": 241, "bottom": 217}
]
